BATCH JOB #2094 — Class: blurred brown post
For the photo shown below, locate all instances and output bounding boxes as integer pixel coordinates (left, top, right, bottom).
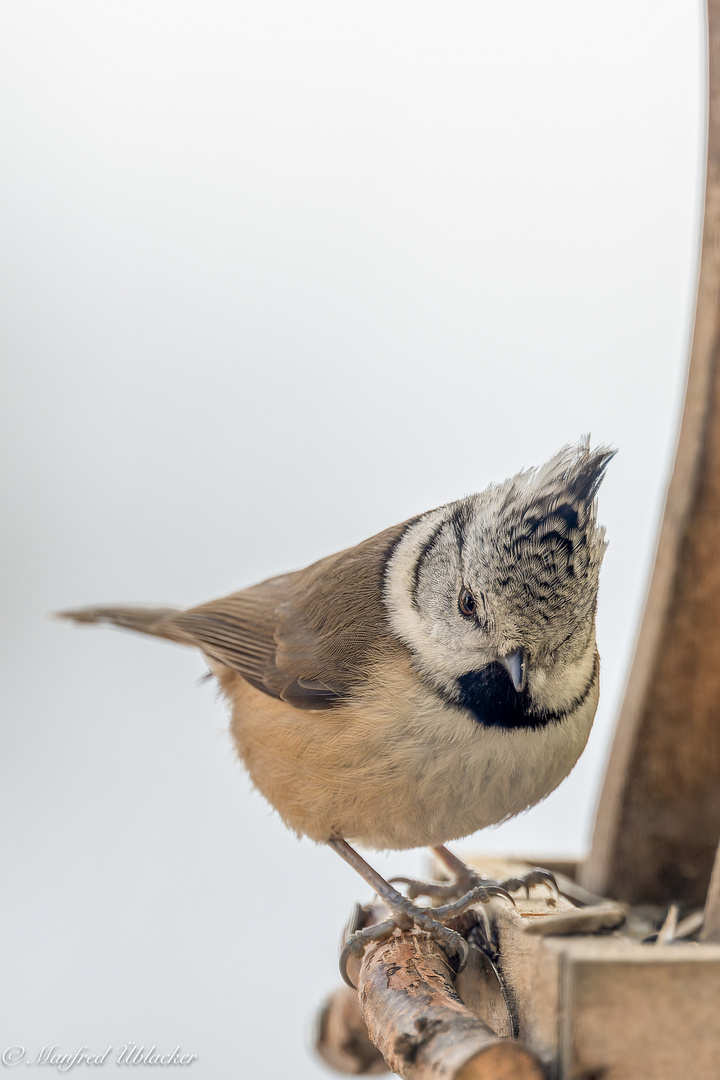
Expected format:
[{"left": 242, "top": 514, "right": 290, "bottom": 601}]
[{"left": 582, "top": 0, "right": 720, "bottom": 906}]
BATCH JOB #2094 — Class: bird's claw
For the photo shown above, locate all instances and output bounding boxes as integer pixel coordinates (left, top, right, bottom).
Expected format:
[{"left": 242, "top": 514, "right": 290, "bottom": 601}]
[
  {"left": 338, "top": 901, "right": 470, "bottom": 989},
  {"left": 393, "top": 867, "right": 558, "bottom": 904},
  {"left": 498, "top": 867, "right": 559, "bottom": 899},
  {"left": 339, "top": 917, "right": 398, "bottom": 987}
]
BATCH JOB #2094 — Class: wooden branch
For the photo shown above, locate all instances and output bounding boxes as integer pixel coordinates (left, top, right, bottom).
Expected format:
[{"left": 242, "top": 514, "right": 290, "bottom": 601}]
[
  {"left": 582, "top": 0, "right": 720, "bottom": 907},
  {"left": 357, "top": 933, "right": 543, "bottom": 1080}
]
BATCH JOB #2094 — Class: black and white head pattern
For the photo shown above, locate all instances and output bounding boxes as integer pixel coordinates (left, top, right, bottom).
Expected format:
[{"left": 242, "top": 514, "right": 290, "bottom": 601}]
[{"left": 384, "top": 441, "right": 614, "bottom": 729}]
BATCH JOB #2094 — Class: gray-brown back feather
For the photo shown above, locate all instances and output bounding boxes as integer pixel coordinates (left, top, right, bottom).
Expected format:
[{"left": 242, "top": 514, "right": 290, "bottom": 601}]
[
  {"left": 57, "top": 606, "right": 186, "bottom": 640},
  {"left": 58, "top": 519, "right": 411, "bottom": 710}
]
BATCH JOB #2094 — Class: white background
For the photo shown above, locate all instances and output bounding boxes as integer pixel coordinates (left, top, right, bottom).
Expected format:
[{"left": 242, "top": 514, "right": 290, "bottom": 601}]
[{"left": 0, "top": 2, "right": 705, "bottom": 1077}]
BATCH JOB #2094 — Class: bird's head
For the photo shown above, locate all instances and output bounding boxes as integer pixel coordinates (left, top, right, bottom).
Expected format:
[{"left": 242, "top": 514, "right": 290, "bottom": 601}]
[{"left": 384, "top": 441, "right": 614, "bottom": 728}]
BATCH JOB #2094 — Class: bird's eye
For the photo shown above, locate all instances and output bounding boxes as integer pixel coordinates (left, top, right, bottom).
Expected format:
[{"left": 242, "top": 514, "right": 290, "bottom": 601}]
[{"left": 458, "top": 588, "right": 476, "bottom": 618}]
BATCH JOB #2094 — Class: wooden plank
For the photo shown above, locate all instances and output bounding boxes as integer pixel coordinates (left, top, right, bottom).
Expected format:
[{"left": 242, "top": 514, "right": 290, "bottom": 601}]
[
  {"left": 582, "top": 0, "right": 720, "bottom": 906},
  {"left": 476, "top": 888, "right": 720, "bottom": 1079},
  {"left": 558, "top": 941, "right": 720, "bottom": 1080}
]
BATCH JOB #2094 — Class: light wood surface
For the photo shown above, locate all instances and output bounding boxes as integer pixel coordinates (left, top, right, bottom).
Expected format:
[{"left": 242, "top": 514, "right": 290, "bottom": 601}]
[{"left": 583, "top": 0, "right": 720, "bottom": 907}]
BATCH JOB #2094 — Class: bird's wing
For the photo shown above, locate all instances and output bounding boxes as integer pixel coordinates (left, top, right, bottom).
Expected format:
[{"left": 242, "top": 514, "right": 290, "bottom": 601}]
[
  {"left": 163, "top": 519, "right": 412, "bottom": 710},
  {"left": 167, "top": 574, "right": 298, "bottom": 698}
]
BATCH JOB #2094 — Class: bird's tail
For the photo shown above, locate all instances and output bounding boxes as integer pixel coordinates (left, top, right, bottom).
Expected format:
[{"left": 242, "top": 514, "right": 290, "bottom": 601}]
[{"left": 56, "top": 605, "right": 191, "bottom": 645}]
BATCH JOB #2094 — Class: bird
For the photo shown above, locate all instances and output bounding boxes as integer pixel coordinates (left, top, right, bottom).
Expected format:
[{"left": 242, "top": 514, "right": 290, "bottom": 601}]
[{"left": 58, "top": 440, "right": 613, "bottom": 978}]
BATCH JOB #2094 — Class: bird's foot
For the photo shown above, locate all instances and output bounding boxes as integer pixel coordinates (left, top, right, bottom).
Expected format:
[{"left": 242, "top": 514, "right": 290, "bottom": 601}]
[
  {"left": 389, "top": 875, "right": 467, "bottom": 900},
  {"left": 391, "top": 862, "right": 558, "bottom": 903},
  {"left": 499, "top": 867, "right": 559, "bottom": 899},
  {"left": 338, "top": 880, "right": 514, "bottom": 989}
]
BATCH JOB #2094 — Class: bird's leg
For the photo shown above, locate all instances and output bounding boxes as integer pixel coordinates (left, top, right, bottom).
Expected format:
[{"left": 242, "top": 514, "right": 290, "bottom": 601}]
[
  {"left": 435, "top": 844, "right": 559, "bottom": 899},
  {"left": 328, "top": 838, "right": 513, "bottom": 989},
  {"left": 388, "top": 844, "right": 485, "bottom": 900},
  {"left": 391, "top": 844, "right": 558, "bottom": 903},
  {"left": 432, "top": 844, "right": 483, "bottom": 892},
  {"left": 330, "top": 838, "right": 469, "bottom": 986}
]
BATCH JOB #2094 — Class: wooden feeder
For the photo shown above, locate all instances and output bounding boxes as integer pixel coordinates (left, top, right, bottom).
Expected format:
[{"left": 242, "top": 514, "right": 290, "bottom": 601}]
[{"left": 315, "top": 2, "right": 720, "bottom": 1076}]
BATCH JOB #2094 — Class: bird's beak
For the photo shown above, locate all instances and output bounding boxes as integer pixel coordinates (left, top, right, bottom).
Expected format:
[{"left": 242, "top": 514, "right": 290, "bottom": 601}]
[{"left": 500, "top": 649, "right": 527, "bottom": 693}]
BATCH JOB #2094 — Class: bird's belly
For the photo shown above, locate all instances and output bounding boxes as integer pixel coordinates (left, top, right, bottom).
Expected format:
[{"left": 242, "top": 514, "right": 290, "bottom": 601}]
[{"left": 223, "top": 655, "right": 598, "bottom": 851}]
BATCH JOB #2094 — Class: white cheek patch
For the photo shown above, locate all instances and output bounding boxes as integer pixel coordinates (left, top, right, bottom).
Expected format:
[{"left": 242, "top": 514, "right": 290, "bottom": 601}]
[
  {"left": 384, "top": 512, "right": 489, "bottom": 681},
  {"left": 384, "top": 510, "right": 445, "bottom": 652},
  {"left": 530, "top": 639, "right": 597, "bottom": 713}
]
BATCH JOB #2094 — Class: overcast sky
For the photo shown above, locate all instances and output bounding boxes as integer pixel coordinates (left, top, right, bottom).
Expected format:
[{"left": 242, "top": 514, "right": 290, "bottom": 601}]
[{"left": 0, "top": 2, "right": 705, "bottom": 1077}]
